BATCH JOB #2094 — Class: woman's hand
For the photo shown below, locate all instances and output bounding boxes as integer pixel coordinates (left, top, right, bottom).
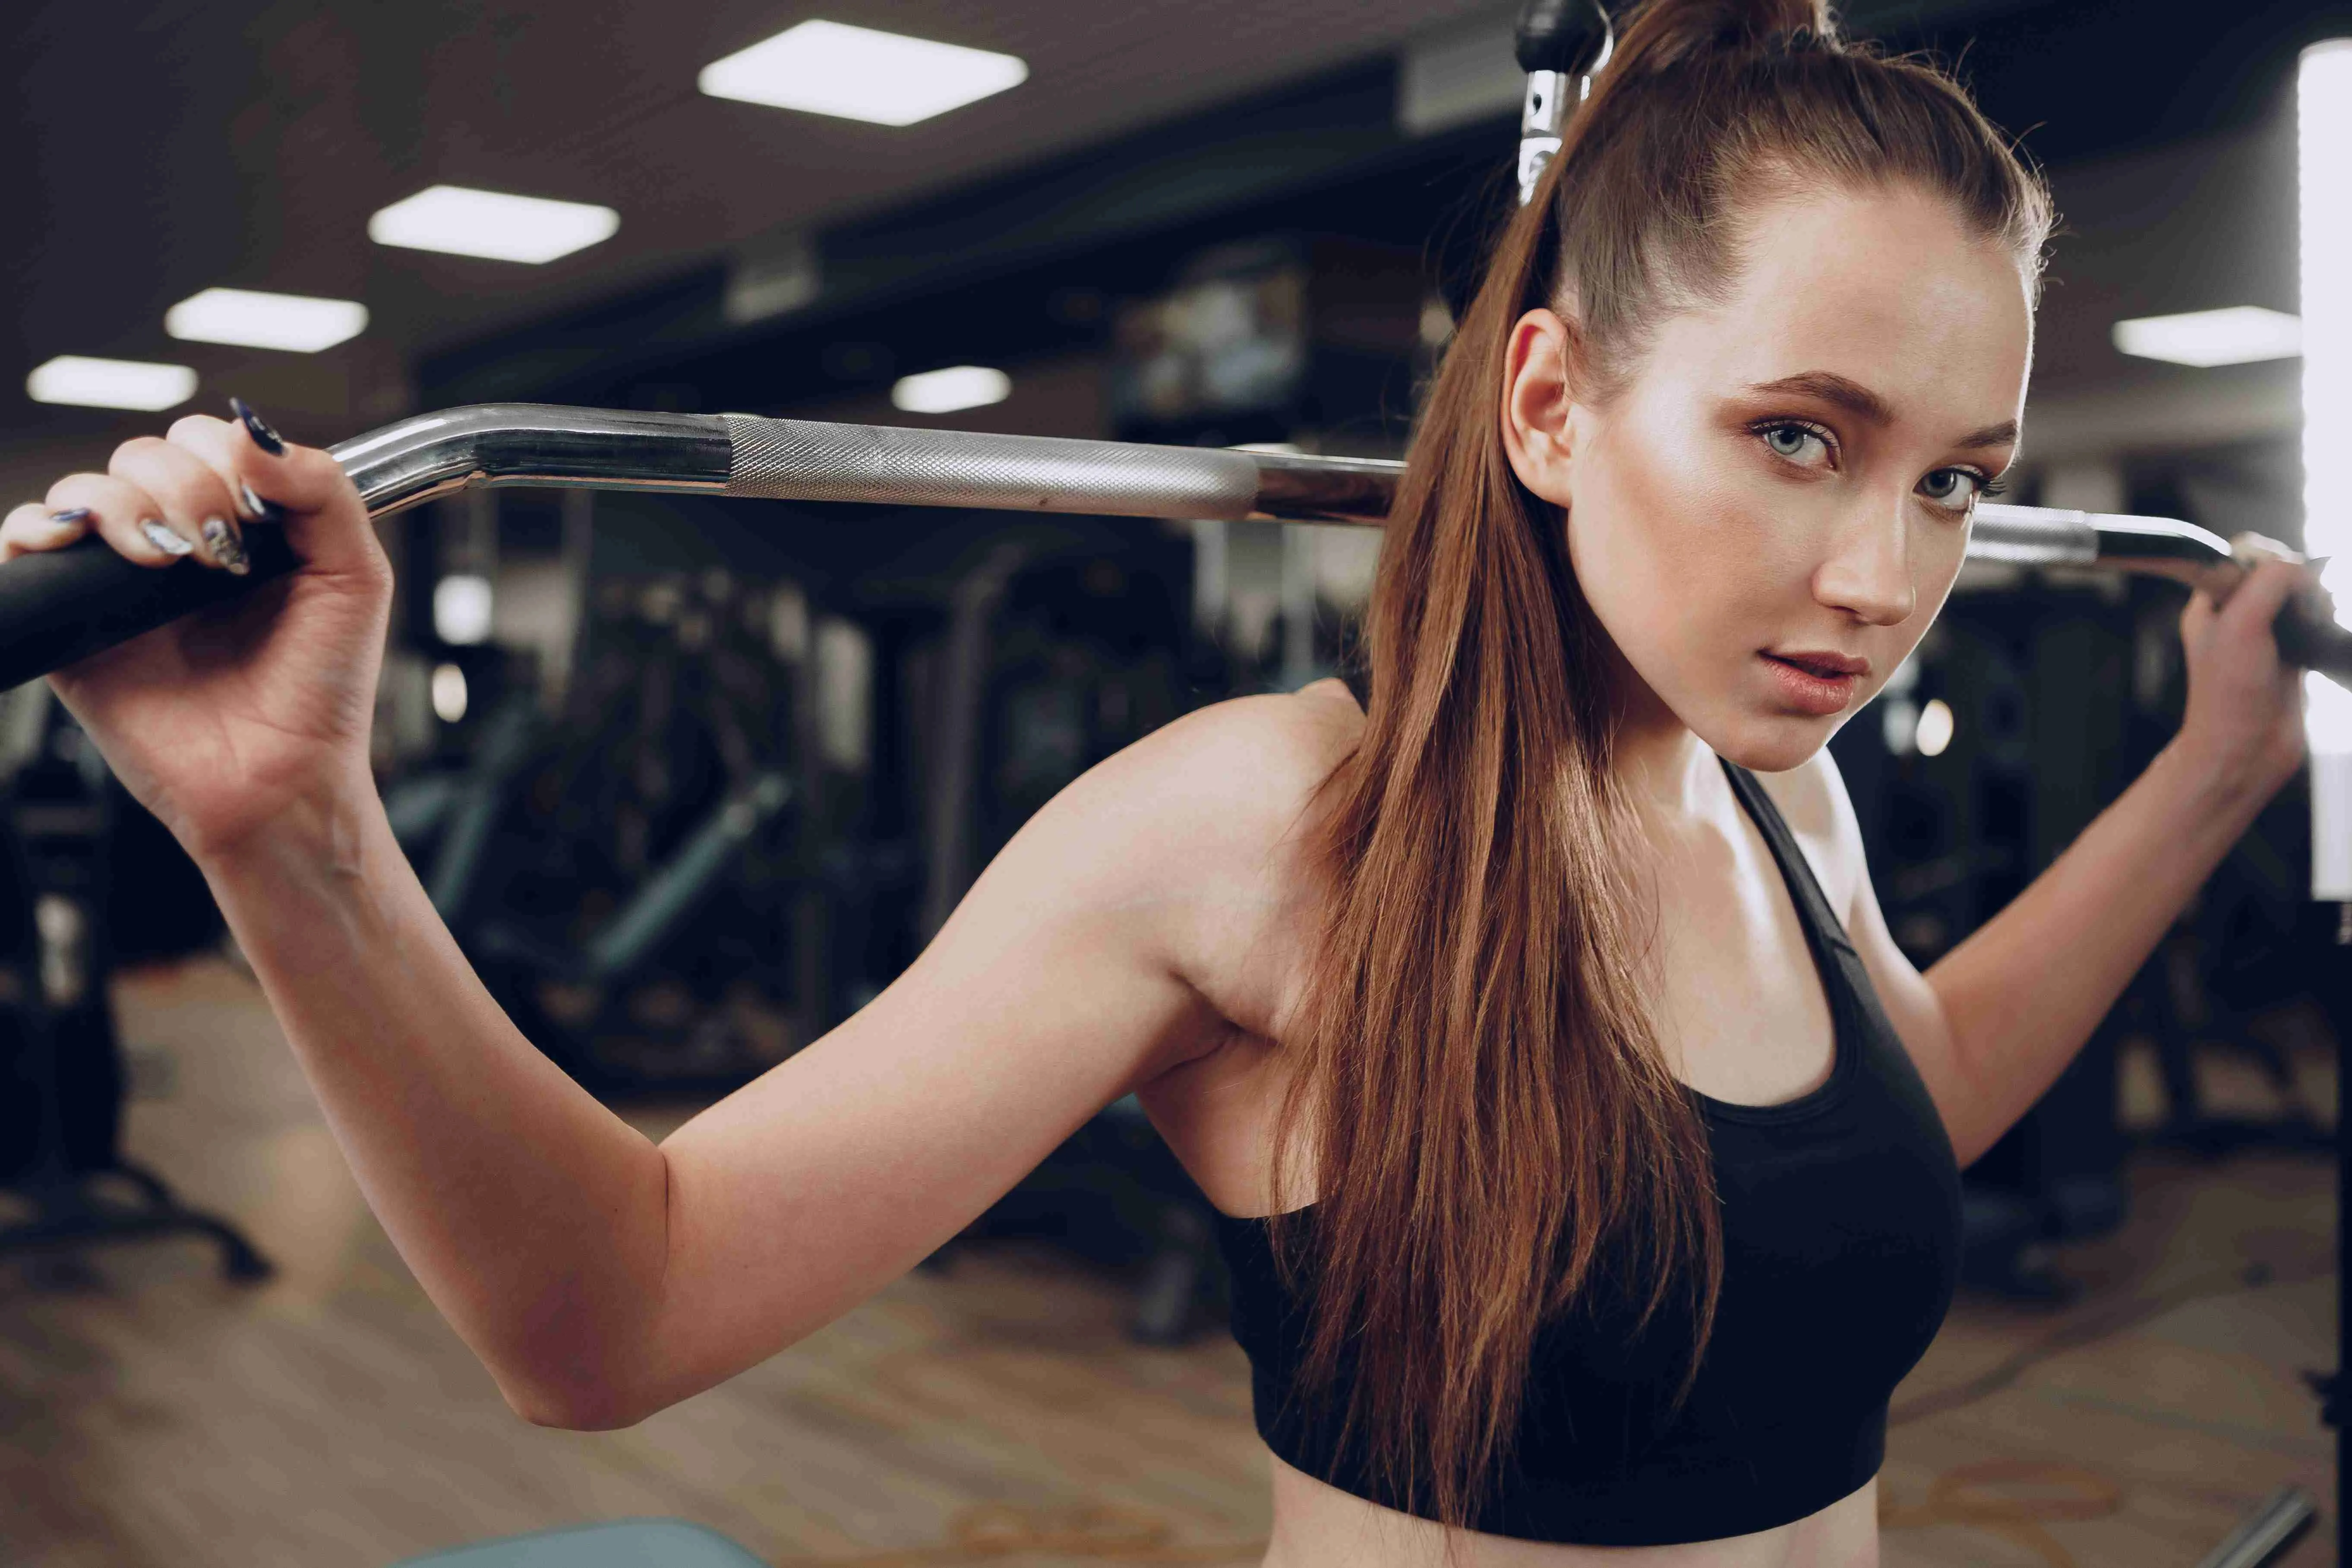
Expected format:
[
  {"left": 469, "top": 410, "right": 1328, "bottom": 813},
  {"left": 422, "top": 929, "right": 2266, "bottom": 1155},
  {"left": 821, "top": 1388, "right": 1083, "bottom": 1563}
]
[
  {"left": 0, "top": 402, "right": 391, "bottom": 864},
  {"left": 2174, "top": 543, "right": 2319, "bottom": 804}
]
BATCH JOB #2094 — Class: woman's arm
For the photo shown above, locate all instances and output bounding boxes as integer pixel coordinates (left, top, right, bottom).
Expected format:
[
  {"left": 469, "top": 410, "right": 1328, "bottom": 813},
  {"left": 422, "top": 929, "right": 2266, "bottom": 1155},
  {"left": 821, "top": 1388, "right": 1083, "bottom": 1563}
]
[
  {"left": 7, "top": 416, "right": 1335, "bottom": 1433},
  {"left": 1792, "top": 560, "right": 2312, "bottom": 1166},
  {"left": 205, "top": 695, "right": 1317, "bottom": 1428}
]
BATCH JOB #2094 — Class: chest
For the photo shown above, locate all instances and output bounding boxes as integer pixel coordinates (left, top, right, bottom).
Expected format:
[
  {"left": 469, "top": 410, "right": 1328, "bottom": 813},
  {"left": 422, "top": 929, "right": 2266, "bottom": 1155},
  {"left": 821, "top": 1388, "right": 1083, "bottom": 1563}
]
[
  {"left": 1149, "top": 775, "right": 1860, "bottom": 1213},
  {"left": 1644, "top": 804, "right": 1845, "bottom": 1110}
]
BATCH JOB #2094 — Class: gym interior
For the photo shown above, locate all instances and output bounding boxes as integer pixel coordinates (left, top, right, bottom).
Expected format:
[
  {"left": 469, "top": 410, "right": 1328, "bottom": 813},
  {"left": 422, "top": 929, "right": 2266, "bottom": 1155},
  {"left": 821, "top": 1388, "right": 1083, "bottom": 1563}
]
[{"left": 1, "top": 0, "right": 2347, "bottom": 1564}]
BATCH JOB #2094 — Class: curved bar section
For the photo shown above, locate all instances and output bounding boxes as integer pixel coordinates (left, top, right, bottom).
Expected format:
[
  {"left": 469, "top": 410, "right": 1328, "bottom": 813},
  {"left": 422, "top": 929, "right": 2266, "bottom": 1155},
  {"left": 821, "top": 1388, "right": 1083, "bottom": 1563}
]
[
  {"left": 334, "top": 404, "right": 734, "bottom": 520},
  {"left": 2084, "top": 511, "right": 2237, "bottom": 589}
]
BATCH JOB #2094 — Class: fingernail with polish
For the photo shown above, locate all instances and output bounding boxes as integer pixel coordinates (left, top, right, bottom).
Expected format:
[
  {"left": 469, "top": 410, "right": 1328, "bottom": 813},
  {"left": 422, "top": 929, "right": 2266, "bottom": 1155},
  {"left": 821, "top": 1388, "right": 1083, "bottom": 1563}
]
[
  {"left": 230, "top": 397, "right": 286, "bottom": 457},
  {"left": 202, "top": 517, "right": 250, "bottom": 575},
  {"left": 238, "top": 483, "right": 284, "bottom": 523},
  {"left": 140, "top": 520, "right": 196, "bottom": 558},
  {"left": 45, "top": 508, "right": 92, "bottom": 528}
]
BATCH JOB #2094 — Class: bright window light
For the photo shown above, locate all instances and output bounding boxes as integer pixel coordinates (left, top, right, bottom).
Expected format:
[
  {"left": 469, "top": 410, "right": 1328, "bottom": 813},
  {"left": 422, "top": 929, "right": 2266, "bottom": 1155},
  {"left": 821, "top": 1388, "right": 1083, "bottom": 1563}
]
[
  {"left": 25, "top": 355, "right": 198, "bottom": 412},
  {"left": 431, "top": 663, "right": 470, "bottom": 724},
  {"left": 2308, "top": 672, "right": 2352, "bottom": 756},
  {"left": 2303, "top": 41, "right": 2352, "bottom": 622},
  {"left": 433, "top": 574, "right": 495, "bottom": 645},
  {"left": 165, "top": 287, "right": 368, "bottom": 353},
  {"left": 368, "top": 186, "right": 619, "bottom": 265},
  {"left": 890, "top": 365, "right": 1011, "bottom": 415},
  {"left": 698, "top": 20, "right": 1027, "bottom": 126},
  {"left": 1914, "top": 698, "right": 1955, "bottom": 759},
  {"left": 2112, "top": 306, "right": 2304, "bottom": 367}
]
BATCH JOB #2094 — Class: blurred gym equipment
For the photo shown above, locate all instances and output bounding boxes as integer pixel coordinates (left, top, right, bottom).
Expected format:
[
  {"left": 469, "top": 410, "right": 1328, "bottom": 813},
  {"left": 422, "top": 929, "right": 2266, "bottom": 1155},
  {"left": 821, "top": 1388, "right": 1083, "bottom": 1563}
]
[
  {"left": 394, "top": 571, "right": 810, "bottom": 1090},
  {"left": 0, "top": 684, "right": 269, "bottom": 1282}
]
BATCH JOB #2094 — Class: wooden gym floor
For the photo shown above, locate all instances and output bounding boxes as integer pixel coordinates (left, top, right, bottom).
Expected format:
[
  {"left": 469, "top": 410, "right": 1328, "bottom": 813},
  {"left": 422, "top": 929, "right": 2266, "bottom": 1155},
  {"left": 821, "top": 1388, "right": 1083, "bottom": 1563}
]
[{"left": 0, "top": 959, "right": 2335, "bottom": 1568}]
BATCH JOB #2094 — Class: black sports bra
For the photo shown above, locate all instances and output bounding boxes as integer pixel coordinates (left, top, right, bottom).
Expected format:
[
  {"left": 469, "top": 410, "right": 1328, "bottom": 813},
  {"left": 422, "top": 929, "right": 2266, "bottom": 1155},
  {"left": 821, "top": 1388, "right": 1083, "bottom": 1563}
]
[{"left": 1214, "top": 719, "right": 1961, "bottom": 1546}]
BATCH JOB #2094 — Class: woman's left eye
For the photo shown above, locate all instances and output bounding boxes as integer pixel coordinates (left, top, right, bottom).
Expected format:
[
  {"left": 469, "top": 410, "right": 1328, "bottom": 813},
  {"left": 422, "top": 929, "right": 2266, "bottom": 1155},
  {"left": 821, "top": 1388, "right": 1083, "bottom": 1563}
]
[
  {"left": 1758, "top": 422, "right": 1832, "bottom": 468},
  {"left": 1917, "top": 468, "right": 1990, "bottom": 513}
]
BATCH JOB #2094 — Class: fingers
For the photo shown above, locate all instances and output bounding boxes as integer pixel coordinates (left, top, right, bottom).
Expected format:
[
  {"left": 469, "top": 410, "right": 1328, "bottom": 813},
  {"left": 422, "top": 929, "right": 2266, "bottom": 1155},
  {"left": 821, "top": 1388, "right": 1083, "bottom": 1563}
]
[
  {"left": 38, "top": 472, "right": 207, "bottom": 569},
  {"left": 1, "top": 501, "right": 95, "bottom": 563},
  {"left": 2218, "top": 557, "right": 2307, "bottom": 637},
  {"left": 167, "top": 402, "right": 382, "bottom": 580},
  {"left": 109, "top": 436, "right": 250, "bottom": 573}
]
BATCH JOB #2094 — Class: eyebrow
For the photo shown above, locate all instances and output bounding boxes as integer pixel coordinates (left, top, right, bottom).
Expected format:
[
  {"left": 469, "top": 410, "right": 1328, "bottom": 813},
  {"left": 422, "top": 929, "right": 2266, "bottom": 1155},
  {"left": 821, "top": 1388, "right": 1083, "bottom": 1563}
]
[{"left": 1743, "top": 371, "right": 2019, "bottom": 452}]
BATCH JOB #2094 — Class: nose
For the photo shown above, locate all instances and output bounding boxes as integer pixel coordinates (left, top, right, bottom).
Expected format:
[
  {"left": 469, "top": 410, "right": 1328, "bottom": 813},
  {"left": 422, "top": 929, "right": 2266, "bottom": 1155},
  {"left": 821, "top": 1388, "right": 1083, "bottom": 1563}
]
[{"left": 1811, "top": 494, "right": 1917, "bottom": 628}]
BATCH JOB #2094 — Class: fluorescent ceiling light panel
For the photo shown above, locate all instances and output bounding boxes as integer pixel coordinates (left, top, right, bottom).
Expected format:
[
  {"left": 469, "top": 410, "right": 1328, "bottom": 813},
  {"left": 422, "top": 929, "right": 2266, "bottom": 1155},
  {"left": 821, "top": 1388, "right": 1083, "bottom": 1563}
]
[
  {"left": 368, "top": 186, "right": 620, "bottom": 264},
  {"left": 26, "top": 355, "right": 198, "bottom": 412},
  {"left": 165, "top": 287, "right": 369, "bottom": 352},
  {"left": 699, "top": 20, "right": 1027, "bottom": 126},
  {"left": 891, "top": 365, "right": 1011, "bottom": 414},
  {"left": 2112, "top": 306, "right": 2303, "bottom": 367}
]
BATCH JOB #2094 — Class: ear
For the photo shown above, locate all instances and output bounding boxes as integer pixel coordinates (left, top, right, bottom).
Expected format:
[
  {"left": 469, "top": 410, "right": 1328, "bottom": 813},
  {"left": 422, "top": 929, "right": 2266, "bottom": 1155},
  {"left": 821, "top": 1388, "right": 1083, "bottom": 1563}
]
[{"left": 1500, "top": 307, "right": 1584, "bottom": 507}]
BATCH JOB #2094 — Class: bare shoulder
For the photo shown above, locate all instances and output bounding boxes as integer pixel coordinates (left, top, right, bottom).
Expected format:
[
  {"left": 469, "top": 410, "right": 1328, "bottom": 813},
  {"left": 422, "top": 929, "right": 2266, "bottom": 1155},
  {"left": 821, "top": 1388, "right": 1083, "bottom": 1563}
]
[
  {"left": 994, "top": 678, "right": 1363, "bottom": 940},
  {"left": 1067, "top": 678, "right": 1362, "bottom": 844},
  {"left": 1746, "top": 745, "right": 1869, "bottom": 922}
]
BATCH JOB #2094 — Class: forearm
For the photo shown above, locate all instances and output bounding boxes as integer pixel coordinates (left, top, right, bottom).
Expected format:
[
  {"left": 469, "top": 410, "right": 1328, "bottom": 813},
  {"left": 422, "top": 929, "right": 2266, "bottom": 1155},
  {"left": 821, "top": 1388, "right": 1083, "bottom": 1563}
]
[
  {"left": 1923, "top": 740, "right": 2275, "bottom": 1161},
  {"left": 199, "top": 776, "right": 671, "bottom": 1425}
]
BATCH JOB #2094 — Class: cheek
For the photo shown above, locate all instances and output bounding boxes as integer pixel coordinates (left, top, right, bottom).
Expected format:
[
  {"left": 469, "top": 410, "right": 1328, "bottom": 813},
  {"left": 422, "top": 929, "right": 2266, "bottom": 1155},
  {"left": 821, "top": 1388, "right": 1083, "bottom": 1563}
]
[{"left": 1565, "top": 436, "right": 1801, "bottom": 666}]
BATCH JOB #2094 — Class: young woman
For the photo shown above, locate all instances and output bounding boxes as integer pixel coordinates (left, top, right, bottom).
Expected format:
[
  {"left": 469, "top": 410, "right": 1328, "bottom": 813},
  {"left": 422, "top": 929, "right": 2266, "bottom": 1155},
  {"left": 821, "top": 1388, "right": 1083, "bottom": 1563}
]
[{"left": 0, "top": 0, "right": 2315, "bottom": 1560}]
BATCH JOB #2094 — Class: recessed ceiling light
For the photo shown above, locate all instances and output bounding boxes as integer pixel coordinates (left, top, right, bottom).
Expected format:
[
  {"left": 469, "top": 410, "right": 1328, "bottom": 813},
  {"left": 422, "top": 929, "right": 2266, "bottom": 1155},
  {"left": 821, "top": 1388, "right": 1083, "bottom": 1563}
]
[
  {"left": 367, "top": 186, "right": 620, "bottom": 264},
  {"left": 2112, "top": 306, "right": 2303, "bottom": 367},
  {"left": 891, "top": 365, "right": 1011, "bottom": 414},
  {"left": 699, "top": 20, "right": 1027, "bottom": 126},
  {"left": 165, "top": 287, "right": 369, "bottom": 353},
  {"left": 26, "top": 355, "right": 199, "bottom": 412}
]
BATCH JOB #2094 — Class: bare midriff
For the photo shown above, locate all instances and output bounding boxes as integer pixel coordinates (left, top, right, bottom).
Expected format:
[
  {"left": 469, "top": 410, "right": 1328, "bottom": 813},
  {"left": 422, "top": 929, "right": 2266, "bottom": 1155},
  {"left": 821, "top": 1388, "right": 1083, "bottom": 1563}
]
[{"left": 1259, "top": 1457, "right": 1880, "bottom": 1568}]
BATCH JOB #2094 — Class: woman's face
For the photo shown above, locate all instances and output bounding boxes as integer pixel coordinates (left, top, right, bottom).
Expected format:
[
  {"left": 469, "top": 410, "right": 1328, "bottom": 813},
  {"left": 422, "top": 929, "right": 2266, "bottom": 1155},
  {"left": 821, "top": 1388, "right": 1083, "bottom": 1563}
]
[{"left": 1503, "top": 183, "right": 2035, "bottom": 774}]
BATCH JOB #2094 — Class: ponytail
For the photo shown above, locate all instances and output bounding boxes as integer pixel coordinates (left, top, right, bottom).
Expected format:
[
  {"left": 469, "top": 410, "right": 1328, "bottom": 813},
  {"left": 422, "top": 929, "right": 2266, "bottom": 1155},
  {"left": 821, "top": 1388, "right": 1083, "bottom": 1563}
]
[{"left": 1273, "top": 0, "right": 2052, "bottom": 1533}]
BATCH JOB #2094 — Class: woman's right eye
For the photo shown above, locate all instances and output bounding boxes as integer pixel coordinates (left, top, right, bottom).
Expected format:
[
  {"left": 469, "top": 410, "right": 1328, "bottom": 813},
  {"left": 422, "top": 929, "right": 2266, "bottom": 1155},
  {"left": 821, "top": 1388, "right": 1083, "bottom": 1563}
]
[{"left": 1758, "top": 422, "right": 1834, "bottom": 470}]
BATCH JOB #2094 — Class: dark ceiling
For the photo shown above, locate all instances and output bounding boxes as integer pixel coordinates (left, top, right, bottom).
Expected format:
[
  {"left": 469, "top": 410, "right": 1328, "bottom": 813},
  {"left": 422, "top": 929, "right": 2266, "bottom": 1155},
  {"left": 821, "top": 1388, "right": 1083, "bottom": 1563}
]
[
  {"left": 3, "top": 0, "right": 2347, "bottom": 490},
  {"left": 2, "top": 0, "right": 1510, "bottom": 448}
]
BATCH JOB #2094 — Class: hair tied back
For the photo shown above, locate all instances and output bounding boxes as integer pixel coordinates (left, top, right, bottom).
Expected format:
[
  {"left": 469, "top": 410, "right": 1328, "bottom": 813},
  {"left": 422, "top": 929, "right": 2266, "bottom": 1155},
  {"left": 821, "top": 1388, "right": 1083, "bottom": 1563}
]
[
  {"left": 1767, "top": 23, "right": 1838, "bottom": 56},
  {"left": 1607, "top": 0, "right": 1840, "bottom": 76}
]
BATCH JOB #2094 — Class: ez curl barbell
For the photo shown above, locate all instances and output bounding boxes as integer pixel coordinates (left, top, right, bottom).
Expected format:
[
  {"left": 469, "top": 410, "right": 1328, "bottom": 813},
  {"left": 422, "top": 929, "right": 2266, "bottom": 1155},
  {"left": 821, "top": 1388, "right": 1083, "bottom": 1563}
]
[{"left": 0, "top": 401, "right": 2342, "bottom": 695}]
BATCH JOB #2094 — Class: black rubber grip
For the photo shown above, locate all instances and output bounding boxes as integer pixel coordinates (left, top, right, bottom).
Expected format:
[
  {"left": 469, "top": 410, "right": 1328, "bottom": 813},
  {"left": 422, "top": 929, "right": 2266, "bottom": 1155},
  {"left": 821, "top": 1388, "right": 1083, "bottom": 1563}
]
[
  {"left": 0, "top": 530, "right": 298, "bottom": 691},
  {"left": 1515, "top": 0, "right": 1613, "bottom": 74},
  {"left": 2276, "top": 601, "right": 2352, "bottom": 689}
]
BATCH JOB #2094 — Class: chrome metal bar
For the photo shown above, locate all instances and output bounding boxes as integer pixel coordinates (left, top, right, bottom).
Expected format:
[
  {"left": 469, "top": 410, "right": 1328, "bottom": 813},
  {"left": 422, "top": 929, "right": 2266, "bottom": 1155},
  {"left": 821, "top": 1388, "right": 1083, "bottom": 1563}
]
[
  {"left": 331, "top": 405, "right": 1407, "bottom": 529},
  {"left": 1517, "top": 69, "right": 1572, "bottom": 208},
  {"left": 0, "top": 403, "right": 2345, "bottom": 691},
  {"left": 332, "top": 404, "right": 733, "bottom": 517},
  {"left": 1968, "top": 502, "right": 2099, "bottom": 568},
  {"left": 1512, "top": 0, "right": 1614, "bottom": 207},
  {"left": 2193, "top": 1485, "right": 2316, "bottom": 1568}
]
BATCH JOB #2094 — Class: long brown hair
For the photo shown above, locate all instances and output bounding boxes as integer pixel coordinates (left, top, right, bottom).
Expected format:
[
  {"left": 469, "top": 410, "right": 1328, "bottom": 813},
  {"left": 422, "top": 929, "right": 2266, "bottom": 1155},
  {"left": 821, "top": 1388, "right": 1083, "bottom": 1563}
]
[{"left": 1271, "top": 0, "right": 2052, "bottom": 1529}]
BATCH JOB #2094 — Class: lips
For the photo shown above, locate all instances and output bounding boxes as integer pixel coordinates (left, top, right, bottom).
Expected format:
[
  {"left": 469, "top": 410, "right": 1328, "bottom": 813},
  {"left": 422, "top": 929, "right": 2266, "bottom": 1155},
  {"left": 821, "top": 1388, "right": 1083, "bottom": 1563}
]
[
  {"left": 1767, "top": 650, "right": 1871, "bottom": 680},
  {"left": 1758, "top": 650, "right": 1868, "bottom": 717}
]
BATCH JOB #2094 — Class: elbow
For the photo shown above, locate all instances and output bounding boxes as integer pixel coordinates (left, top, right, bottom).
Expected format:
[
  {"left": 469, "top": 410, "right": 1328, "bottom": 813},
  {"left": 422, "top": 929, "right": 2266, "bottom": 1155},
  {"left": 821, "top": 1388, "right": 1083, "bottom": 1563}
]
[{"left": 495, "top": 1366, "right": 662, "bottom": 1432}]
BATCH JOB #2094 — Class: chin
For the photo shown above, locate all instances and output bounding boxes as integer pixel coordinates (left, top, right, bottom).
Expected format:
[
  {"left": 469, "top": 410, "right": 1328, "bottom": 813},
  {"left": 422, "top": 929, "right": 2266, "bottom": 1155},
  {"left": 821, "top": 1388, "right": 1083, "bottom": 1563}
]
[{"left": 1702, "top": 707, "right": 1847, "bottom": 776}]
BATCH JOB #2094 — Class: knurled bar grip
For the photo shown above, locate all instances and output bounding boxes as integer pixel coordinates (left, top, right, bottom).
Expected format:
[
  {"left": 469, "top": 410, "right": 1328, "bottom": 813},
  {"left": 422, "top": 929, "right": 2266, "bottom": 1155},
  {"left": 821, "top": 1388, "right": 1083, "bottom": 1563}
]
[{"left": 0, "top": 403, "right": 2336, "bottom": 691}]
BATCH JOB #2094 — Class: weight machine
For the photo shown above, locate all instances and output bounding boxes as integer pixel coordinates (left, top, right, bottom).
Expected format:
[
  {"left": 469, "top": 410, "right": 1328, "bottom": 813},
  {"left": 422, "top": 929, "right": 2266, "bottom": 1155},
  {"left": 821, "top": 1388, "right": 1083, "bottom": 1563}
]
[{"left": 0, "top": 682, "right": 270, "bottom": 1284}]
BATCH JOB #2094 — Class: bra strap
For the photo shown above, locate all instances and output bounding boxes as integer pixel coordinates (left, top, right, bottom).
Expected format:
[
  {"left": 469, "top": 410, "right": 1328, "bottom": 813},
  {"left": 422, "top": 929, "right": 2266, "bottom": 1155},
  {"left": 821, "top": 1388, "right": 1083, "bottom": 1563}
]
[{"left": 1718, "top": 759, "right": 1854, "bottom": 950}]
